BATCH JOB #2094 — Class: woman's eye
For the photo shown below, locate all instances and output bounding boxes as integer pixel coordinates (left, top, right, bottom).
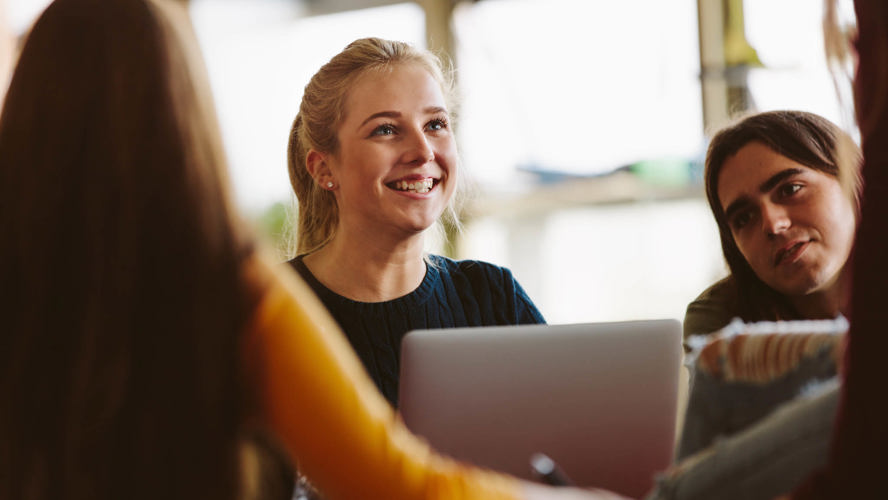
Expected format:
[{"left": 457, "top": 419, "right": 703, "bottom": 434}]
[
  {"left": 426, "top": 118, "right": 448, "bottom": 132},
  {"left": 779, "top": 183, "right": 802, "bottom": 197},
  {"left": 370, "top": 124, "right": 396, "bottom": 136}
]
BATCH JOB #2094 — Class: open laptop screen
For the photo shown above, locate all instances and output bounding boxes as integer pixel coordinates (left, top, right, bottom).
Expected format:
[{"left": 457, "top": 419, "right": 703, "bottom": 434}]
[{"left": 398, "top": 320, "right": 682, "bottom": 498}]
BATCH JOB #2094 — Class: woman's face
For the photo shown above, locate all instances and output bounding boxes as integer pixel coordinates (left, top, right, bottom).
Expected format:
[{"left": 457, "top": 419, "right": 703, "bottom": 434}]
[
  {"left": 326, "top": 62, "right": 457, "bottom": 240},
  {"left": 717, "top": 141, "right": 856, "bottom": 298}
]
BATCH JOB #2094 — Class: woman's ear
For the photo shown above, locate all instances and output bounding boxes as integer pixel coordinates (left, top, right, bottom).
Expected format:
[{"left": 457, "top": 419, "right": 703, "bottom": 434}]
[{"left": 306, "top": 149, "right": 336, "bottom": 190}]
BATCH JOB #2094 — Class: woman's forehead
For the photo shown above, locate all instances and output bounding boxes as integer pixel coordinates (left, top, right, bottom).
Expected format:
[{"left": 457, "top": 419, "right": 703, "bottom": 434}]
[
  {"left": 340, "top": 63, "right": 447, "bottom": 124},
  {"left": 716, "top": 142, "right": 820, "bottom": 204}
]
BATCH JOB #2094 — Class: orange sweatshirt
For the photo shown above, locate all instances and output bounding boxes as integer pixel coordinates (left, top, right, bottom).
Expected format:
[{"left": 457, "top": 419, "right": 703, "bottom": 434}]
[{"left": 243, "top": 257, "right": 521, "bottom": 500}]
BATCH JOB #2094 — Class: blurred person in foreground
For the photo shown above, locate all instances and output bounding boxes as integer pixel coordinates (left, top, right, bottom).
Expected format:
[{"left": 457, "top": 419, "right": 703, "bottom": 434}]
[{"left": 790, "top": 0, "right": 888, "bottom": 495}]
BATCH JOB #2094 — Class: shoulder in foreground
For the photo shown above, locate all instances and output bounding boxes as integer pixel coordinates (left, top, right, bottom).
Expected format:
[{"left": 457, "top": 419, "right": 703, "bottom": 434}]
[
  {"left": 684, "top": 276, "right": 738, "bottom": 338},
  {"left": 692, "top": 276, "right": 737, "bottom": 303}
]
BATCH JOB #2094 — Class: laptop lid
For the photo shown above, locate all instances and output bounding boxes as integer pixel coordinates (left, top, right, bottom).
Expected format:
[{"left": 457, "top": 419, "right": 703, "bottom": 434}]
[{"left": 398, "top": 320, "right": 682, "bottom": 499}]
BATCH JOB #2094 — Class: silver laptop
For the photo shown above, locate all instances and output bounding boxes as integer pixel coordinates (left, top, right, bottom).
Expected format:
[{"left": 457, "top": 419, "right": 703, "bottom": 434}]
[{"left": 398, "top": 320, "right": 682, "bottom": 499}]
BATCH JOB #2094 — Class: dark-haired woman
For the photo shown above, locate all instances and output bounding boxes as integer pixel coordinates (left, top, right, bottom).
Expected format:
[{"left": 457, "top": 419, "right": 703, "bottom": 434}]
[{"left": 684, "top": 110, "right": 860, "bottom": 338}]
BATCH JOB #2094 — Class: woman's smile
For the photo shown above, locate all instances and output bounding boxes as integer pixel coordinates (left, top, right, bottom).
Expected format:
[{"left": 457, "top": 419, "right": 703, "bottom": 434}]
[{"left": 387, "top": 176, "right": 438, "bottom": 194}]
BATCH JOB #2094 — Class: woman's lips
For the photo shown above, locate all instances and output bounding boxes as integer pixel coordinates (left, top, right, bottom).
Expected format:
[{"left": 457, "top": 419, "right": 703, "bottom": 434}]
[
  {"left": 386, "top": 177, "right": 437, "bottom": 194},
  {"left": 774, "top": 241, "right": 808, "bottom": 266}
]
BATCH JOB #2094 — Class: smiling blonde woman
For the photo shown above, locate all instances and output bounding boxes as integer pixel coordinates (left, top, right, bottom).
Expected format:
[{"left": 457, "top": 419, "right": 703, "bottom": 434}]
[{"left": 286, "top": 38, "right": 546, "bottom": 406}]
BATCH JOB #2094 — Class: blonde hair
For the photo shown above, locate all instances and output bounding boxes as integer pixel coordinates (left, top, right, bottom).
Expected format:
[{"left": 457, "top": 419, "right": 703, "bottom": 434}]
[{"left": 287, "top": 37, "right": 458, "bottom": 256}]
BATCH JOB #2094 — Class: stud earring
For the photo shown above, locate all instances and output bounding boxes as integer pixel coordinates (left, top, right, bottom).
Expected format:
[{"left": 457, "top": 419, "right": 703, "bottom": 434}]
[{"left": 326, "top": 181, "right": 334, "bottom": 189}]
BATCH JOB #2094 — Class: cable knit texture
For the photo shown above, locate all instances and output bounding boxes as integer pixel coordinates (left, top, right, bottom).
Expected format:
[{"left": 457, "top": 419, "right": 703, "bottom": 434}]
[{"left": 288, "top": 254, "right": 545, "bottom": 406}]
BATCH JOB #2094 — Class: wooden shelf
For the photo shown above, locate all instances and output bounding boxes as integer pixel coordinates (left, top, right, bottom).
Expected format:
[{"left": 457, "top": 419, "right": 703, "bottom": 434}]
[{"left": 464, "top": 170, "right": 705, "bottom": 219}]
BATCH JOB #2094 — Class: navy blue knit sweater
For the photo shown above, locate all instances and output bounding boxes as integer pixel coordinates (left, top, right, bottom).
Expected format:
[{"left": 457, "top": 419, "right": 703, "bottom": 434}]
[{"left": 288, "top": 254, "right": 546, "bottom": 406}]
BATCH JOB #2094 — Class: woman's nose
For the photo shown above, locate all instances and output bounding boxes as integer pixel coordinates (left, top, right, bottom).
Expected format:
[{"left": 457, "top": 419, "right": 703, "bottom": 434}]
[
  {"left": 762, "top": 204, "right": 791, "bottom": 236},
  {"left": 402, "top": 128, "right": 435, "bottom": 165}
]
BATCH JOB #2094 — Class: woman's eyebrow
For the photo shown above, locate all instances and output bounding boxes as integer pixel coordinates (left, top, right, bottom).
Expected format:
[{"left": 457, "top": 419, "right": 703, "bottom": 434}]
[
  {"left": 424, "top": 106, "right": 448, "bottom": 115},
  {"left": 358, "top": 107, "right": 447, "bottom": 129},
  {"left": 359, "top": 111, "right": 400, "bottom": 128},
  {"left": 723, "top": 168, "right": 804, "bottom": 220},
  {"left": 759, "top": 168, "right": 804, "bottom": 194}
]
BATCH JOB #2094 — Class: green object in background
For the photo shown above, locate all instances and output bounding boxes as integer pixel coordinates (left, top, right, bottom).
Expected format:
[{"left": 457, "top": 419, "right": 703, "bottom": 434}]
[
  {"left": 251, "top": 201, "right": 292, "bottom": 258},
  {"left": 629, "top": 157, "right": 693, "bottom": 187}
]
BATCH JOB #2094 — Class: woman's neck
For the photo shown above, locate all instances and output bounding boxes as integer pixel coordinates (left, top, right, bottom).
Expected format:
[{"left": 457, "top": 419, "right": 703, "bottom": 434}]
[
  {"left": 303, "top": 231, "right": 427, "bottom": 303},
  {"left": 789, "top": 267, "right": 852, "bottom": 320}
]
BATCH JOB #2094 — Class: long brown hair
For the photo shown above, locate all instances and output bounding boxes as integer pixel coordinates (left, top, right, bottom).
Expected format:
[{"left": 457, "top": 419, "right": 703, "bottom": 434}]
[
  {"left": 703, "top": 110, "right": 861, "bottom": 321},
  {"left": 0, "top": 1, "right": 257, "bottom": 499}
]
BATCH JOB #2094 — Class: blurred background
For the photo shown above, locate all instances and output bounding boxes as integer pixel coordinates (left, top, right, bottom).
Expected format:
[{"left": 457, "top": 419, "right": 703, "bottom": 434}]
[{"left": 1, "top": 0, "right": 856, "bottom": 325}]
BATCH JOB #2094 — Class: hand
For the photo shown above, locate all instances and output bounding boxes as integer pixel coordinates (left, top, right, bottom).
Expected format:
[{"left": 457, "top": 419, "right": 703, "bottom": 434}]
[{"left": 522, "top": 481, "right": 634, "bottom": 500}]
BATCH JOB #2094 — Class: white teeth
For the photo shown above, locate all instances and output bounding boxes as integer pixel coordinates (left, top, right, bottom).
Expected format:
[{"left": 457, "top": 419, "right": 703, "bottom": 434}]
[{"left": 393, "top": 178, "right": 434, "bottom": 193}]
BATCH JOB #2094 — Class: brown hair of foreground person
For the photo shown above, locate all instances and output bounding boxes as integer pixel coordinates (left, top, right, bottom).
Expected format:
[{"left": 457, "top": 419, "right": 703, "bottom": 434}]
[
  {"left": 0, "top": 0, "right": 257, "bottom": 498},
  {"left": 792, "top": 0, "right": 888, "bottom": 497}
]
